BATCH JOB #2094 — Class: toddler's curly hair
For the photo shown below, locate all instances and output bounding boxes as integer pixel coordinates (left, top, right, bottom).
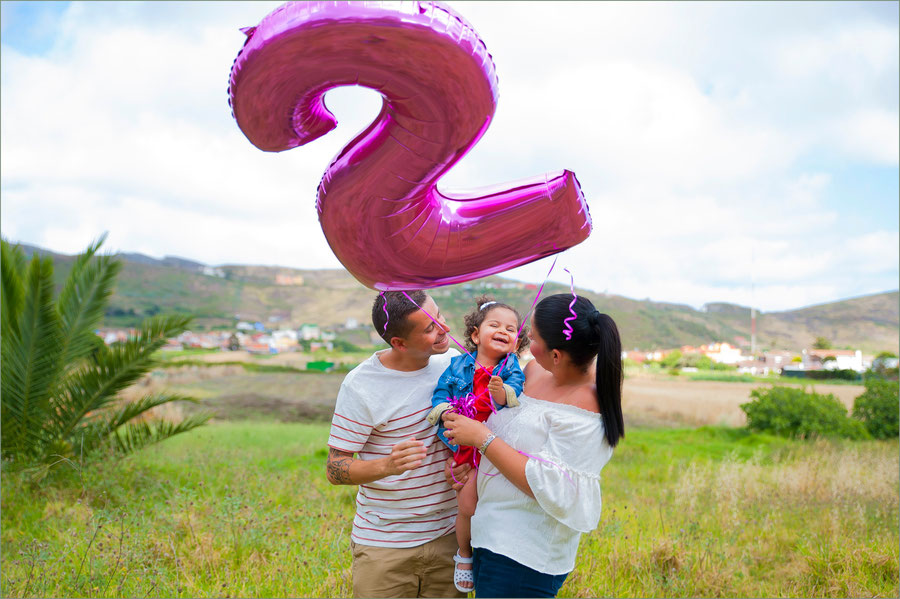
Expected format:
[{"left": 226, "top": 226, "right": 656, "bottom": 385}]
[{"left": 463, "top": 294, "right": 530, "bottom": 356}]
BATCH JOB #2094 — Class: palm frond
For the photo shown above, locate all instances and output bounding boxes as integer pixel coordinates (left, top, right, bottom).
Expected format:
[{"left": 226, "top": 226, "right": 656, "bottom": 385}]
[
  {"left": 111, "top": 413, "right": 211, "bottom": 455},
  {"left": 50, "top": 314, "right": 193, "bottom": 444},
  {"left": 55, "top": 233, "right": 121, "bottom": 368},
  {"left": 1, "top": 239, "right": 27, "bottom": 338},
  {"left": 1, "top": 255, "right": 63, "bottom": 458},
  {"left": 2, "top": 239, "right": 206, "bottom": 467},
  {"left": 100, "top": 392, "right": 201, "bottom": 435}
]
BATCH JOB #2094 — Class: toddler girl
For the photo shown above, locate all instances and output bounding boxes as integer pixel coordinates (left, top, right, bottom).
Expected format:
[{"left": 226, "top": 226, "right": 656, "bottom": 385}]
[{"left": 426, "top": 296, "right": 529, "bottom": 593}]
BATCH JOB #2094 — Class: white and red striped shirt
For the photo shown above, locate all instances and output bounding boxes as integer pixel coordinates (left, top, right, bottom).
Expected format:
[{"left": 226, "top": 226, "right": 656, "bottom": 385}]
[{"left": 328, "top": 349, "right": 460, "bottom": 548}]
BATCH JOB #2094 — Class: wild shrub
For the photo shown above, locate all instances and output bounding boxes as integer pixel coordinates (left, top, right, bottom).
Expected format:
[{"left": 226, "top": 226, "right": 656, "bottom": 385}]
[
  {"left": 805, "top": 369, "right": 862, "bottom": 382},
  {"left": 662, "top": 350, "right": 682, "bottom": 369},
  {"left": 852, "top": 379, "right": 899, "bottom": 440},
  {"left": 741, "top": 386, "right": 869, "bottom": 440}
]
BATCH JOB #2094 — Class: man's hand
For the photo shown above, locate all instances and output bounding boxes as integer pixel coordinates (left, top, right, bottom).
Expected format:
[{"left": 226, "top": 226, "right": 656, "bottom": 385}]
[
  {"left": 444, "top": 457, "right": 472, "bottom": 492},
  {"left": 384, "top": 437, "right": 427, "bottom": 477},
  {"left": 488, "top": 375, "right": 506, "bottom": 405},
  {"left": 327, "top": 437, "right": 426, "bottom": 485}
]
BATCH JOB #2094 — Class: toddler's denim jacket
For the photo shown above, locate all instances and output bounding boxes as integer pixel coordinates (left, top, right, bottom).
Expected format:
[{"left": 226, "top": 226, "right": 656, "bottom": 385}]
[{"left": 426, "top": 352, "right": 525, "bottom": 451}]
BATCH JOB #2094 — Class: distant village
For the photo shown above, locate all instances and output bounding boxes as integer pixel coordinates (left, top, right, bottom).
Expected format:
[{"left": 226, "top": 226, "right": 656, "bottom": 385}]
[
  {"left": 623, "top": 343, "right": 878, "bottom": 377},
  {"left": 98, "top": 317, "right": 378, "bottom": 356},
  {"left": 96, "top": 317, "right": 896, "bottom": 377}
]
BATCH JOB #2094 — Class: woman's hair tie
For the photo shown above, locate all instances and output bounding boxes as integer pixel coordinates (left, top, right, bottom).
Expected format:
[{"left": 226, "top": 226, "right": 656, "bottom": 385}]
[{"left": 479, "top": 301, "right": 497, "bottom": 311}]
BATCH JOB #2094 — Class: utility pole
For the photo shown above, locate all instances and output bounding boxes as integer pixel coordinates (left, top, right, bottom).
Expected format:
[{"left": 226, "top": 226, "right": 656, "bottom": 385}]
[
  {"left": 750, "top": 245, "right": 757, "bottom": 356},
  {"left": 751, "top": 304, "right": 757, "bottom": 356}
]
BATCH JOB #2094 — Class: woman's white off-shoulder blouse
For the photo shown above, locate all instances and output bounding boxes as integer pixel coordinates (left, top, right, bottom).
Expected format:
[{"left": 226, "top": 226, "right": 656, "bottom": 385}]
[{"left": 470, "top": 394, "right": 613, "bottom": 575}]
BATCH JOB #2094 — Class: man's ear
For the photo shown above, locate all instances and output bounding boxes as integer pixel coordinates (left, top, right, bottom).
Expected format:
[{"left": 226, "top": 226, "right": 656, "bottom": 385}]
[{"left": 390, "top": 336, "right": 406, "bottom": 351}]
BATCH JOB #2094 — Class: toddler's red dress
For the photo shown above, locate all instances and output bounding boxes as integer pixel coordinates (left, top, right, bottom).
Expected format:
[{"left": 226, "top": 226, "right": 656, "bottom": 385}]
[{"left": 453, "top": 367, "right": 494, "bottom": 468}]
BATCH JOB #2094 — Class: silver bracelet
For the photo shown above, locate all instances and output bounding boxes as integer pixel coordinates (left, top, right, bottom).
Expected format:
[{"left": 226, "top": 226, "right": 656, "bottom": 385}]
[{"left": 478, "top": 432, "right": 497, "bottom": 455}]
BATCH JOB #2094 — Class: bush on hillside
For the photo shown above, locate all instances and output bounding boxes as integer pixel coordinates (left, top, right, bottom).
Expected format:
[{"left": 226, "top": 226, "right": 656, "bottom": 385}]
[
  {"left": 661, "top": 350, "right": 682, "bottom": 369},
  {"left": 852, "top": 379, "right": 899, "bottom": 440},
  {"left": 805, "top": 369, "right": 862, "bottom": 382},
  {"left": 741, "top": 386, "right": 869, "bottom": 440},
  {"left": 866, "top": 352, "right": 900, "bottom": 382},
  {"left": 694, "top": 355, "right": 714, "bottom": 370}
]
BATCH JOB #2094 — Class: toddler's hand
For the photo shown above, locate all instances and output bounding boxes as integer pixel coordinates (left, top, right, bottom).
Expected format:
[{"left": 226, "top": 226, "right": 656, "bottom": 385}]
[{"left": 488, "top": 375, "right": 505, "bottom": 405}]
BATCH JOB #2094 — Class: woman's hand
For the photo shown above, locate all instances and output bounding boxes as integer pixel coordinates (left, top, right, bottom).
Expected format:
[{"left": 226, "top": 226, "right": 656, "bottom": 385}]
[{"left": 443, "top": 412, "right": 492, "bottom": 448}]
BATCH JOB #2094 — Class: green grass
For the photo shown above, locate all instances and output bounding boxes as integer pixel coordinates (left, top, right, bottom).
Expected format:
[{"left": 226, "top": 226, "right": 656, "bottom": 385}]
[
  {"left": 156, "top": 348, "right": 221, "bottom": 360},
  {"left": 160, "top": 359, "right": 307, "bottom": 374},
  {"left": 2, "top": 423, "right": 896, "bottom": 598},
  {"left": 646, "top": 368, "right": 866, "bottom": 386},
  {"left": 685, "top": 371, "right": 760, "bottom": 383}
]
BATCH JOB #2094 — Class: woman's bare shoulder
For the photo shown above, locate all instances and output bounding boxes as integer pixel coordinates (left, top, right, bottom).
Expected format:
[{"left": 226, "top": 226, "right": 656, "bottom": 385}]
[
  {"left": 569, "top": 385, "right": 601, "bottom": 413},
  {"left": 523, "top": 359, "right": 550, "bottom": 381}
]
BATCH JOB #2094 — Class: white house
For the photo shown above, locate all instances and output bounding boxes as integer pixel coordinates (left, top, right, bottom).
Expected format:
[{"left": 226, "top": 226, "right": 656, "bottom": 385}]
[
  {"left": 201, "top": 266, "right": 225, "bottom": 277},
  {"left": 806, "top": 349, "right": 864, "bottom": 372},
  {"left": 703, "top": 342, "right": 744, "bottom": 365},
  {"left": 272, "top": 329, "right": 299, "bottom": 349},
  {"left": 299, "top": 323, "right": 321, "bottom": 341}
]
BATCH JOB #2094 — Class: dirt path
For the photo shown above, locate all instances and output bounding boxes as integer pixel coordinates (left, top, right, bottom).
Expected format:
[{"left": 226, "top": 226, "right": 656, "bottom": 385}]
[{"left": 623, "top": 375, "right": 864, "bottom": 427}]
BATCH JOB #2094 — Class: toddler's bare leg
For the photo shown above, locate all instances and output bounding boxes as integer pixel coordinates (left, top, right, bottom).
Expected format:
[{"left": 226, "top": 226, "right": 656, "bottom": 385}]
[
  {"left": 456, "top": 476, "right": 478, "bottom": 556},
  {"left": 454, "top": 476, "right": 478, "bottom": 590}
]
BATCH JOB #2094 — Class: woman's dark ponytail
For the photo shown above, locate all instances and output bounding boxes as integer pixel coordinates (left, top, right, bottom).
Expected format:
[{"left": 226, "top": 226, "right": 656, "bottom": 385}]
[
  {"left": 590, "top": 311, "right": 624, "bottom": 448},
  {"left": 534, "top": 295, "right": 625, "bottom": 448}
]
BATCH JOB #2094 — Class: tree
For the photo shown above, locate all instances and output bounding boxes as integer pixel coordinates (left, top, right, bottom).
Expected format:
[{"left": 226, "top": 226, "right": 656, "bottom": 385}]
[
  {"left": 852, "top": 379, "right": 899, "bottom": 439},
  {"left": 661, "top": 350, "right": 682, "bottom": 369},
  {"left": 228, "top": 333, "right": 241, "bottom": 351},
  {"left": 813, "top": 336, "right": 832, "bottom": 350},
  {"left": 1, "top": 237, "right": 209, "bottom": 476}
]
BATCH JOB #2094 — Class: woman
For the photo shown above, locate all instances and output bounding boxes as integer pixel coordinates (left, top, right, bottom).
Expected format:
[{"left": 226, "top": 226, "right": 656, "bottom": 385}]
[{"left": 443, "top": 293, "right": 624, "bottom": 598}]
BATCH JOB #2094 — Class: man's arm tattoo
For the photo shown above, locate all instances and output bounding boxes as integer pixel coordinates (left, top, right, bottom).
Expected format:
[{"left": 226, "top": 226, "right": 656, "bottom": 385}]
[{"left": 327, "top": 448, "right": 354, "bottom": 485}]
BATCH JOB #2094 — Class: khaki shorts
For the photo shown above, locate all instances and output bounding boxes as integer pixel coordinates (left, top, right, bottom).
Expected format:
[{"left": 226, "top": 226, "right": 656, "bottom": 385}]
[{"left": 351, "top": 532, "right": 465, "bottom": 598}]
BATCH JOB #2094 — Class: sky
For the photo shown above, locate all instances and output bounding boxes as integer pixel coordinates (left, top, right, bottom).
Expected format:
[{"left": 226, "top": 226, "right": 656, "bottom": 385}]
[{"left": 1, "top": 1, "right": 897, "bottom": 312}]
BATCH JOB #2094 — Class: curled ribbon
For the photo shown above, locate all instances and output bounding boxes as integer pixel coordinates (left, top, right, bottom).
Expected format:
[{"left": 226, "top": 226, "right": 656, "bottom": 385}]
[
  {"left": 400, "top": 291, "right": 487, "bottom": 370},
  {"left": 495, "top": 255, "right": 557, "bottom": 373},
  {"left": 380, "top": 291, "right": 389, "bottom": 334},
  {"left": 518, "top": 451, "right": 575, "bottom": 487},
  {"left": 562, "top": 268, "right": 577, "bottom": 341}
]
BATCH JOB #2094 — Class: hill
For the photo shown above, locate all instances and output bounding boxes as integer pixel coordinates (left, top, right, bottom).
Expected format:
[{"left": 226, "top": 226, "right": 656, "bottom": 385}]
[{"left": 15, "top": 242, "right": 899, "bottom": 353}]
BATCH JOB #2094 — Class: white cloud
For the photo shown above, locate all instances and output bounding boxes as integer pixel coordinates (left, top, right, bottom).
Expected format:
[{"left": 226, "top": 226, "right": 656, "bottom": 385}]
[
  {"left": 1, "top": 1, "right": 897, "bottom": 313},
  {"left": 831, "top": 109, "right": 900, "bottom": 165}
]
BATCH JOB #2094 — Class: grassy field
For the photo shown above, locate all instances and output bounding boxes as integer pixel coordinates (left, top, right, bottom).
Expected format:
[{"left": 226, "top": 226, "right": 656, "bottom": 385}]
[
  {"left": 122, "top": 360, "right": 868, "bottom": 429},
  {"left": 2, "top": 422, "right": 896, "bottom": 598}
]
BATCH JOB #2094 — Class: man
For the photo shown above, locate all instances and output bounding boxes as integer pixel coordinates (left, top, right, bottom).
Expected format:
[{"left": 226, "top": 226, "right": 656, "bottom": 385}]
[{"left": 326, "top": 291, "right": 471, "bottom": 598}]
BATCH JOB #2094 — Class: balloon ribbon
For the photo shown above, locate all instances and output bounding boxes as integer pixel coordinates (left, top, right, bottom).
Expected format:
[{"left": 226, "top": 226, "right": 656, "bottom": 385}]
[{"left": 562, "top": 267, "right": 577, "bottom": 341}]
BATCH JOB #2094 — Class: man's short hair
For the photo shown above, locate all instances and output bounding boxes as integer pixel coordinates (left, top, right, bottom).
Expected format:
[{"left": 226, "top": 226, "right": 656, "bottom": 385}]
[{"left": 372, "top": 291, "right": 428, "bottom": 345}]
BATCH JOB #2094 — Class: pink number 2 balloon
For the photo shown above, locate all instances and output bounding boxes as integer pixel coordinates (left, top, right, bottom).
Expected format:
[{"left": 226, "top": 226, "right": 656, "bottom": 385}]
[{"left": 228, "top": 1, "right": 591, "bottom": 290}]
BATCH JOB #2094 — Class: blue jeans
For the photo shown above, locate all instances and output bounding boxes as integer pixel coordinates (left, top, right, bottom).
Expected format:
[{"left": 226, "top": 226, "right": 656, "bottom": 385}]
[{"left": 472, "top": 547, "right": 569, "bottom": 598}]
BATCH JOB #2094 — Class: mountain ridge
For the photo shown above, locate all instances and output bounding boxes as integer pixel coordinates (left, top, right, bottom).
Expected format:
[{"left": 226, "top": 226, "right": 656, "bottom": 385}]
[{"left": 11, "top": 241, "right": 899, "bottom": 353}]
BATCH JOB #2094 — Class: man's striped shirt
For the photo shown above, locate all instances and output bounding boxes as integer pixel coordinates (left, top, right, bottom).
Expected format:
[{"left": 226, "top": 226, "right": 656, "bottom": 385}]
[{"left": 327, "top": 350, "right": 459, "bottom": 548}]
